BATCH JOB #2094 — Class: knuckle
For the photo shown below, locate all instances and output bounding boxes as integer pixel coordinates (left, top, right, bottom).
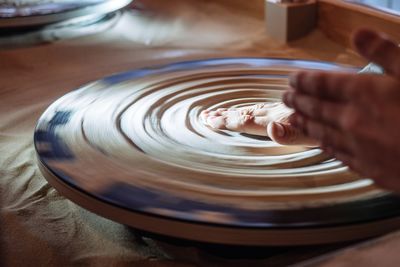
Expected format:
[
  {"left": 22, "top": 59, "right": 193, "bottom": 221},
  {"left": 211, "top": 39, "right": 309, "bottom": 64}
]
[
  {"left": 329, "top": 75, "right": 343, "bottom": 93},
  {"left": 298, "top": 71, "right": 324, "bottom": 95},
  {"left": 309, "top": 99, "right": 322, "bottom": 117},
  {"left": 315, "top": 73, "right": 328, "bottom": 97},
  {"left": 301, "top": 97, "right": 318, "bottom": 117},
  {"left": 341, "top": 109, "right": 361, "bottom": 132},
  {"left": 321, "top": 103, "right": 337, "bottom": 123},
  {"left": 297, "top": 115, "right": 308, "bottom": 135},
  {"left": 309, "top": 72, "right": 325, "bottom": 96}
]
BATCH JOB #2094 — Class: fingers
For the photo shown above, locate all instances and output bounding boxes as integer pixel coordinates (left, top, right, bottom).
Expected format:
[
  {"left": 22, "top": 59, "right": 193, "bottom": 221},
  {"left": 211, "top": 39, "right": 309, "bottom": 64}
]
[
  {"left": 284, "top": 91, "right": 371, "bottom": 146},
  {"left": 289, "top": 113, "right": 353, "bottom": 155},
  {"left": 289, "top": 71, "right": 360, "bottom": 102},
  {"left": 283, "top": 91, "right": 345, "bottom": 128},
  {"left": 288, "top": 71, "right": 400, "bottom": 107},
  {"left": 353, "top": 28, "right": 400, "bottom": 77}
]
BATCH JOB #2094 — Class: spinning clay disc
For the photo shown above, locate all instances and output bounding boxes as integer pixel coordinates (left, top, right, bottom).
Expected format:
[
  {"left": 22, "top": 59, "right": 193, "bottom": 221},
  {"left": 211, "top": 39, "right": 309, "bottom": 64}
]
[{"left": 35, "top": 58, "right": 400, "bottom": 245}]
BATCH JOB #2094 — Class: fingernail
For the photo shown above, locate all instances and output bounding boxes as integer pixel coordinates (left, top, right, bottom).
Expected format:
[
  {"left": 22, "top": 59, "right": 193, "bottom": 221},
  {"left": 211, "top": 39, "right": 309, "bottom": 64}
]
[{"left": 273, "top": 122, "right": 285, "bottom": 137}]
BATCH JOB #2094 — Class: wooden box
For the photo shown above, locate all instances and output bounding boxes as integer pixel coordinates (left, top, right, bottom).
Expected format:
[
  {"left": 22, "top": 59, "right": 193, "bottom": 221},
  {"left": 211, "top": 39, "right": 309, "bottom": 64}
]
[{"left": 265, "top": 0, "right": 317, "bottom": 42}]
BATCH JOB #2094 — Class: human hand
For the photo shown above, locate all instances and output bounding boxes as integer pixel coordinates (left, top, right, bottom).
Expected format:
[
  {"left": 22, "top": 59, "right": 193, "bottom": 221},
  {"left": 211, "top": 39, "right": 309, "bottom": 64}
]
[{"left": 283, "top": 28, "right": 400, "bottom": 191}]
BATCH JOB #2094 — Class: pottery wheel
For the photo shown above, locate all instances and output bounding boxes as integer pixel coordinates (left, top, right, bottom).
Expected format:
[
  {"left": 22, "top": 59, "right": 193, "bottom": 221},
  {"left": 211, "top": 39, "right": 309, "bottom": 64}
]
[
  {"left": 0, "top": 0, "right": 132, "bottom": 27},
  {"left": 34, "top": 58, "right": 400, "bottom": 246}
]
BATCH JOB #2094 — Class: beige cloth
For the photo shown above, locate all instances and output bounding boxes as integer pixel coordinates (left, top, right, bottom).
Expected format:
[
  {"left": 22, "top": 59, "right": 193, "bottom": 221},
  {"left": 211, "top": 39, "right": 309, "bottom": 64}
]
[{"left": 3, "top": 0, "right": 391, "bottom": 266}]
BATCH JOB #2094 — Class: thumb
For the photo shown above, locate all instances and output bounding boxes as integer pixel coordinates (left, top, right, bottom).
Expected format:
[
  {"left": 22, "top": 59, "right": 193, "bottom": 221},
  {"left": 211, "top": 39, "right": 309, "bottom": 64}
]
[
  {"left": 353, "top": 28, "right": 400, "bottom": 77},
  {"left": 267, "top": 121, "right": 318, "bottom": 147}
]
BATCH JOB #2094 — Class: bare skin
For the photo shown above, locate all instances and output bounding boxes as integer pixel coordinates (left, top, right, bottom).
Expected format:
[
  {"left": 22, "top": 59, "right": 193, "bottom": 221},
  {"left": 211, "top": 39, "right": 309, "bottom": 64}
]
[
  {"left": 283, "top": 28, "right": 400, "bottom": 192},
  {"left": 201, "top": 102, "right": 318, "bottom": 146}
]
